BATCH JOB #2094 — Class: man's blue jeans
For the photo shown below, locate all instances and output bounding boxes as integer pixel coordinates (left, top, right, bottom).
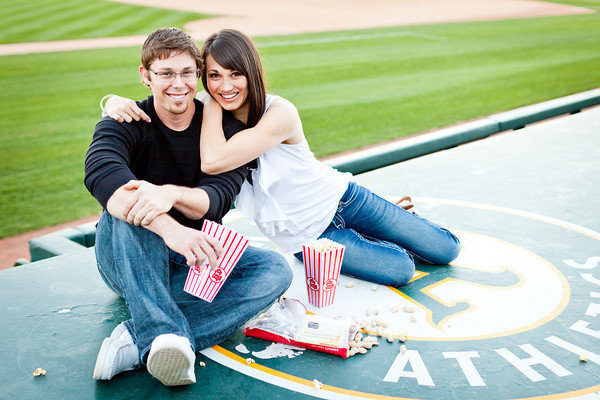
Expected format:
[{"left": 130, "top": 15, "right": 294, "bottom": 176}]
[
  {"left": 296, "top": 182, "right": 460, "bottom": 287},
  {"left": 95, "top": 212, "right": 293, "bottom": 363}
]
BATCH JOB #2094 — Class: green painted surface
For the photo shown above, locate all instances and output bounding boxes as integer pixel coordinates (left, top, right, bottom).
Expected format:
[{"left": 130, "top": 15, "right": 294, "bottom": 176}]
[{"left": 1, "top": 108, "right": 599, "bottom": 399}]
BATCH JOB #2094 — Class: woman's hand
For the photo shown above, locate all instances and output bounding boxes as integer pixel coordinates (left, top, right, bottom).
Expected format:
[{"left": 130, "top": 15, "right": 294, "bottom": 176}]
[
  {"left": 105, "top": 95, "right": 151, "bottom": 123},
  {"left": 396, "top": 196, "right": 415, "bottom": 212}
]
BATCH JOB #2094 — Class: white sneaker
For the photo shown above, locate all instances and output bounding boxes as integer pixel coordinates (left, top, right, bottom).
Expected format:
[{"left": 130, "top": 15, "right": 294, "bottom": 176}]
[
  {"left": 146, "top": 334, "right": 196, "bottom": 386},
  {"left": 93, "top": 322, "right": 140, "bottom": 380}
]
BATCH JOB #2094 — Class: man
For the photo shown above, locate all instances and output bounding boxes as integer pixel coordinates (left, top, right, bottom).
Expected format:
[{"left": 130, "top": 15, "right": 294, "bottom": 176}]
[{"left": 84, "top": 27, "right": 292, "bottom": 386}]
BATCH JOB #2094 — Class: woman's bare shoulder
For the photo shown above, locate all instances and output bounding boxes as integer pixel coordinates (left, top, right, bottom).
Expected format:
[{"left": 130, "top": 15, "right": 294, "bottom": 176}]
[
  {"left": 268, "top": 95, "right": 300, "bottom": 118},
  {"left": 271, "top": 95, "right": 297, "bottom": 109}
]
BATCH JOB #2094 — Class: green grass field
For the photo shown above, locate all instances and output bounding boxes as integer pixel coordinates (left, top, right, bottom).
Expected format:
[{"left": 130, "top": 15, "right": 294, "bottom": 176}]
[
  {"left": 0, "top": 9, "right": 599, "bottom": 239},
  {"left": 0, "top": 0, "right": 211, "bottom": 44},
  {"left": 546, "top": 0, "right": 600, "bottom": 10}
]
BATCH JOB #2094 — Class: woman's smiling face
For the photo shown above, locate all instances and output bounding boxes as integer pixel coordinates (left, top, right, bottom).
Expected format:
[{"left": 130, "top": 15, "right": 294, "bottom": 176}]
[{"left": 205, "top": 55, "right": 250, "bottom": 122}]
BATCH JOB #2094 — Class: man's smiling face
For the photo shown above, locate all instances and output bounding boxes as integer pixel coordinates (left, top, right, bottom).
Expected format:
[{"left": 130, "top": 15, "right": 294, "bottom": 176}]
[{"left": 140, "top": 51, "right": 199, "bottom": 120}]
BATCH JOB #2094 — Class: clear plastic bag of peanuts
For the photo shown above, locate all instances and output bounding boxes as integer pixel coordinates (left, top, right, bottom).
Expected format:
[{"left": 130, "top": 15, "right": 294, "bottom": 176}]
[{"left": 244, "top": 298, "right": 357, "bottom": 358}]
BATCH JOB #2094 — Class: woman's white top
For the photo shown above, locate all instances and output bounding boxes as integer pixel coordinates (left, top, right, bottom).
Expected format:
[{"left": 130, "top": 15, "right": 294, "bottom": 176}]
[{"left": 235, "top": 94, "right": 352, "bottom": 253}]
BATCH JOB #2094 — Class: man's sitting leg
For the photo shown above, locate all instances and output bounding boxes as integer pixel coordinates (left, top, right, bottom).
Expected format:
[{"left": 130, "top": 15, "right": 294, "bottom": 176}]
[{"left": 93, "top": 212, "right": 197, "bottom": 385}]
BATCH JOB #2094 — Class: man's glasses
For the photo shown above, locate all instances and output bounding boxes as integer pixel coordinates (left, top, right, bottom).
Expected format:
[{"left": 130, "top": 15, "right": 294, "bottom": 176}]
[{"left": 149, "top": 69, "right": 200, "bottom": 83}]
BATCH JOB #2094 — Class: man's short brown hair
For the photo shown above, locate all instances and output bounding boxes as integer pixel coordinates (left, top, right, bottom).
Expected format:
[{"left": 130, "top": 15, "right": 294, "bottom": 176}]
[{"left": 141, "top": 28, "right": 202, "bottom": 71}]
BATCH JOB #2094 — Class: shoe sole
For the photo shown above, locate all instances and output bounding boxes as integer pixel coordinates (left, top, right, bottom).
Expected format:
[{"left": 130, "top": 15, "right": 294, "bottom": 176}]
[
  {"left": 92, "top": 337, "right": 111, "bottom": 380},
  {"left": 147, "top": 347, "right": 195, "bottom": 386}
]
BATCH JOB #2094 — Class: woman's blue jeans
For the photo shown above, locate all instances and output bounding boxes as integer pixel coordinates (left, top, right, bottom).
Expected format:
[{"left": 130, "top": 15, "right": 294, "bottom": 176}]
[
  {"left": 296, "top": 182, "right": 460, "bottom": 287},
  {"left": 95, "top": 212, "right": 292, "bottom": 363}
]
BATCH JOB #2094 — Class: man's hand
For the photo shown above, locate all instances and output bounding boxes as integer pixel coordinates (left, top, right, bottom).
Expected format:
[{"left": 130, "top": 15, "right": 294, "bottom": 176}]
[
  {"left": 121, "top": 180, "right": 179, "bottom": 226},
  {"left": 161, "top": 223, "right": 224, "bottom": 268},
  {"left": 201, "top": 92, "right": 222, "bottom": 115}
]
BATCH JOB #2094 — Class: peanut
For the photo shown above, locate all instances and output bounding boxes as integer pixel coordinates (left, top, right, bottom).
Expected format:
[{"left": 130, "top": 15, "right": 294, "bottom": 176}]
[
  {"left": 363, "top": 336, "right": 377, "bottom": 343},
  {"left": 400, "top": 344, "right": 407, "bottom": 354}
]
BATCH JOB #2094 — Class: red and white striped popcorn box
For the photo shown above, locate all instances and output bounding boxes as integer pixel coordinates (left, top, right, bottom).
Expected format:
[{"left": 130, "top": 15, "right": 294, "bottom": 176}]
[
  {"left": 183, "top": 220, "right": 249, "bottom": 302},
  {"left": 301, "top": 238, "right": 346, "bottom": 308}
]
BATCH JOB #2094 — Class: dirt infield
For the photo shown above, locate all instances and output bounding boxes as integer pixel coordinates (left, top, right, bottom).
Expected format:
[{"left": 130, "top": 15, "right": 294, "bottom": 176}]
[
  {"left": 0, "top": 0, "right": 594, "bottom": 267},
  {"left": 0, "top": 0, "right": 592, "bottom": 55}
]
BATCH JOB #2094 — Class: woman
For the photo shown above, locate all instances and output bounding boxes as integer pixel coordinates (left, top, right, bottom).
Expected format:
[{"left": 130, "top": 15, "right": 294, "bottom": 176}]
[{"left": 102, "top": 29, "right": 460, "bottom": 287}]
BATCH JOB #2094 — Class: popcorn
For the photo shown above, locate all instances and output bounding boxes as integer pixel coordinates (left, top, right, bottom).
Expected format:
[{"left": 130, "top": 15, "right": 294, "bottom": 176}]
[
  {"left": 33, "top": 368, "right": 46, "bottom": 377},
  {"left": 184, "top": 220, "right": 249, "bottom": 302},
  {"left": 308, "top": 238, "right": 341, "bottom": 253},
  {"left": 301, "top": 239, "right": 345, "bottom": 308}
]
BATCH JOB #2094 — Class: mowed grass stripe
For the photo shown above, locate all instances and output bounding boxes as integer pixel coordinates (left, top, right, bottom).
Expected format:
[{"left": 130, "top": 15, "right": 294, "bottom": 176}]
[
  {"left": 1, "top": 0, "right": 66, "bottom": 20},
  {"left": 0, "top": 0, "right": 85, "bottom": 30},
  {"left": 141, "top": 9, "right": 206, "bottom": 30},
  {"left": 95, "top": 8, "right": 189, "bottom": 38},
  {"left": 82, "top": 7, "right": 169, "bottom": 38},
  {"left": 0, "top": 0, "right": 210, "bottom": 44},
  {"left": 1, "top": 1, "right": 112, "bottom": 42},
  {"left": 545, "top": 0, "right": 600, "bottom": 10},
  {"left": 1, "top": 15, "right": 599, "bottom": 238},
  {"left": 44, "top": 5, "right": 160, "bottom": 40}
]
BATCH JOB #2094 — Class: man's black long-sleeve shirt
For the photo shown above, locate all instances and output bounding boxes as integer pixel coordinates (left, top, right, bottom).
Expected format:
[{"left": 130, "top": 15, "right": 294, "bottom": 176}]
[{"left": 84, "top": 96, "right": 248, "bottom": 231}]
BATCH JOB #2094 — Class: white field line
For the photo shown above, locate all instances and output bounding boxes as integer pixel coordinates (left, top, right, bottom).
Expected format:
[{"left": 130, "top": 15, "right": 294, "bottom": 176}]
[{"left": 258, "top": 31, "right": 446, "bottom": 48}]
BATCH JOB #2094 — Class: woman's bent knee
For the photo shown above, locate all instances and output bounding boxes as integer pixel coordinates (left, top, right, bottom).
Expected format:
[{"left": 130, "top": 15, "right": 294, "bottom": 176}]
[{"left": 433, "top": 232, "right": 461, "bottom": 265}]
